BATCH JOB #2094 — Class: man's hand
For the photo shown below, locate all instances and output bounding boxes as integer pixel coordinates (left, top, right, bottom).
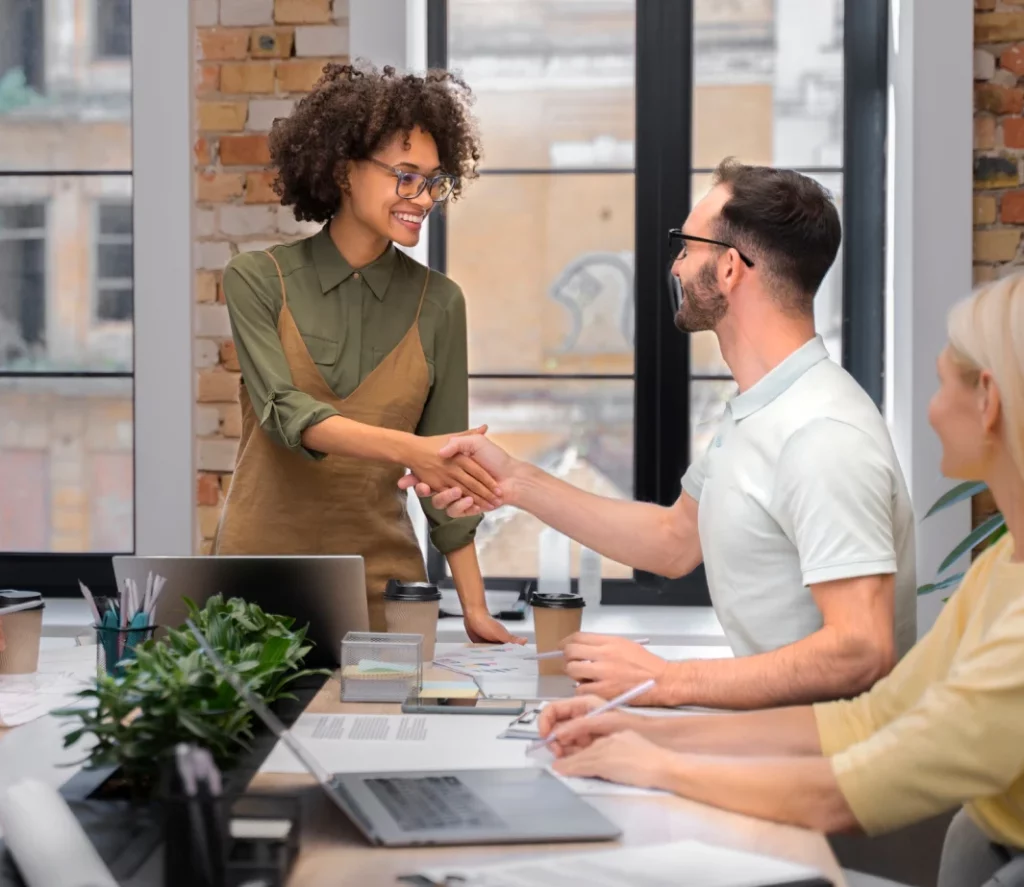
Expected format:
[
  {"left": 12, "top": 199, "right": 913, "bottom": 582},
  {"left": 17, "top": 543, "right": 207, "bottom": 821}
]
[
  {"left": 562, "top": 633, "right": 673, "bottom": 705},
  {"left": 463, "top": 609, "right": 527, "bottom": 646},
  {"left": 398, "top": 434, "right": 520, "bottom": 516},
  {"left": 551, "top": 730, "right": 678, "bottom": 792},
  {"left": 399, "top": 426, "right": 501, "bottom": 510}
]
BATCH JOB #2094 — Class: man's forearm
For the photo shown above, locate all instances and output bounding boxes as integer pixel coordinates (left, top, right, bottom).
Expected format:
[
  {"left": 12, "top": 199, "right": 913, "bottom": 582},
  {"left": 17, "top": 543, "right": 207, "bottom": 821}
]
[
  {"left": 658, "top": 751, "right": 856, "bottom": 833},
  {"left": 663, "top": 626, "right": 881, "bottom": 709},
  {"left": 508, "top": 464, "right": 699, "bottom": 578},
  {"left": 646, "top": 706, "right": 822, "bottom": 757}
]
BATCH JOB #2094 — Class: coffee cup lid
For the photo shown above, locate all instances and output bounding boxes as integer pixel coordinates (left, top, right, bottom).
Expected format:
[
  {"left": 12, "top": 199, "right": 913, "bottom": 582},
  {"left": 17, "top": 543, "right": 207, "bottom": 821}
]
[
  {"left": 0, "top": 590, "right": 44, "bottom": 612},
  {"left": 383, "top": 581, "right": 442, "bottom": 603},
  {"left": 530, "top": 591, "right": 585, "bottom": 610}
]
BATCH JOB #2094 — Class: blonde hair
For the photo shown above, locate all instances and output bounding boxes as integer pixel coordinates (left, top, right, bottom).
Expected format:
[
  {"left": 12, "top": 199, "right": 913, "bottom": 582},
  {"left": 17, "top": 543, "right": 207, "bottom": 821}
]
[{"left": 947, "top": 274, "right": 1024, "bottom": 479}]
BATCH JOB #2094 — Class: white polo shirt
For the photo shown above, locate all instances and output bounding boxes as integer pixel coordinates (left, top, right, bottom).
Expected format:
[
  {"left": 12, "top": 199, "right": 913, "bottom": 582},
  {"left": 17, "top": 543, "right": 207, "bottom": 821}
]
[{"left": 681, "top": 336, "right": 917, "bottom": 659}]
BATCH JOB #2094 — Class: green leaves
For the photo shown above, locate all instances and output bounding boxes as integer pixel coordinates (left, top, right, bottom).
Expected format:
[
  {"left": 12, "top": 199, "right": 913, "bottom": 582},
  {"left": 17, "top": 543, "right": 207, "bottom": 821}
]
[
  {"left": 919, "top": 481, "right": 1005, "bottom": 597},
  {"left": 923, "top": 481, "right": 989, "bottom": 519},
  {"left": 59, "top": 595, "right": 329, "bottom": 790}
]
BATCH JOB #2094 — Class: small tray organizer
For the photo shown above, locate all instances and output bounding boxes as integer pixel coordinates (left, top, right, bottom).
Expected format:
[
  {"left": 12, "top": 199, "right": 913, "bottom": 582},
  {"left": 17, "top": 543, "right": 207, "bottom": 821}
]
[{"left": 340, "top": 631, "right": 422, "bottom": 703}]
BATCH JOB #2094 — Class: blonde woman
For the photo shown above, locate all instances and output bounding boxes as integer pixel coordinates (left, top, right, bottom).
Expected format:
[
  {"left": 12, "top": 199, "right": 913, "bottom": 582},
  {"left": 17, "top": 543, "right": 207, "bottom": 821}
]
[{"left": 538, "top": 275, "right": 1024, "bottom": 887}]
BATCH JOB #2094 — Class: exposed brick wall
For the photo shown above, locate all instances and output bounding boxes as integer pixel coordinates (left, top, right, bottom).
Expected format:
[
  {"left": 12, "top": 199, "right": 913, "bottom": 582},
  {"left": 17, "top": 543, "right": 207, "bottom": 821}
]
[
  {"left": 973, "top": 2, "right": 1020, "bottom": 532},
  {"left": 192, "top": 0, "right": 348, "bottom": 553}
]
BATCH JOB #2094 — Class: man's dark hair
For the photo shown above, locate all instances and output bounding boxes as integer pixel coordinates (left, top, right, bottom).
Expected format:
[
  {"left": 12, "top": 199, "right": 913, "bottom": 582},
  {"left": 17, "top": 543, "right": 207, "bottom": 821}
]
[
  {"left": 269, "top": 62, "right": 482, "bottom": 223},
  {"left": 711, "top": 159, "right": 842, "bottom": 312}
]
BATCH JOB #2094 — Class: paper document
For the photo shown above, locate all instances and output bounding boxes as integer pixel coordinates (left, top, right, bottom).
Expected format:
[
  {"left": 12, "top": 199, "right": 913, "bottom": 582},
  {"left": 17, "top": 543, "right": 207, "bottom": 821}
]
[
  {"left": 434, "top": 645, "right": 538, "bottom": 678},
  {"left": 257, "top": 712, "right": 536, "bottom": 775},
  {"left": 0, "top": 644, "right": 95, "bottom": 728},
  {"left": 409, "top": 839, "right": 830, "bottom": 887}
]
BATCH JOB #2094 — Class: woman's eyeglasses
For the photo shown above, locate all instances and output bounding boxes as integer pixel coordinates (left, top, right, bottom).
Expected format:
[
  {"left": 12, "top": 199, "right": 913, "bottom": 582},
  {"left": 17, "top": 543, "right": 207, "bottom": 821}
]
[
  {"left": 667, "top": 228, "right": 754, "bottom": 268},
  {"left": 369, "top": 158, "right": 457, "bottom": 203}
]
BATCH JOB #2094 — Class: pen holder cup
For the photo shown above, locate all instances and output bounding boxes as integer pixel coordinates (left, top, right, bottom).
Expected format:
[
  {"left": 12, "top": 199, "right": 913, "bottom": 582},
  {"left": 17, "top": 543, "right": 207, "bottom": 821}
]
[
  {"left": 160, "top": 789, "right": 302, "bottom": 887},
  {"left": 340, "top": 631, "right": 423, "bottom": 703},
  {"left": 94, "top": 623, "right": 157, "bottom": 679}
]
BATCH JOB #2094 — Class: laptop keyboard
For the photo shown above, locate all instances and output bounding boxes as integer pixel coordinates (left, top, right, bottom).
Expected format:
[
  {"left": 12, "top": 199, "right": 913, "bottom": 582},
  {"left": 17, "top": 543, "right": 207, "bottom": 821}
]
[{"left": 365, "top": 775, "right": 505, "bottom": 832}]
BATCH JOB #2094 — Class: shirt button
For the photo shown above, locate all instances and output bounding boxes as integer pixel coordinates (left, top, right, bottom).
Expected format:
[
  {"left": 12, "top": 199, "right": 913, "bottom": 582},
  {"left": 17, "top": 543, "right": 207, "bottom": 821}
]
[
  {"left": 353, "top": 272, "right": 360, "bottom": 280},
  {"left": 714, "top": 436, "right": 722, "bottom": 447}
]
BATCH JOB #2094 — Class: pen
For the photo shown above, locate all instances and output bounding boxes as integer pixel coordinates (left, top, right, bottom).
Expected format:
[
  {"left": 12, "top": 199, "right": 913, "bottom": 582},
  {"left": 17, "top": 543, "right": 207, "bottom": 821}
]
[
  {"left": 527, "top": 678, "right": 657, "bottom": 753},
  {"left": 526, "top": 637, "right": 651, "bottom": 661}
]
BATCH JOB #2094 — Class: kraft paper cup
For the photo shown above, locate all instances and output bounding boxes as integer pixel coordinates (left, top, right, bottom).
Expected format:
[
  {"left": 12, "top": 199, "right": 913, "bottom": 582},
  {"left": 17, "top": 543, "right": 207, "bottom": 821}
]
[
  {"left": 531, "top": 591, "right": 585, "bottom": 676},
  {"left": 383, "top": 581, "right": 441, "bottom": 661},
  {"left": 0, "top": 591, "right": 45, "bottom": 675}
]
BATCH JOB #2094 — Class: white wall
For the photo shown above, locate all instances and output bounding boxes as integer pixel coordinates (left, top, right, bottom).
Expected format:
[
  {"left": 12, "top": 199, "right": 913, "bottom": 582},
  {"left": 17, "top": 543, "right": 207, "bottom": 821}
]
[
  {"left": 349, "top": 0, "right": 431, "bottom": 554},
  {"left": 132, "top": 0, "right": 195, "bottom": 554},
  {"left": 886, "top": 0, "right": 973, "bottom": 634}
]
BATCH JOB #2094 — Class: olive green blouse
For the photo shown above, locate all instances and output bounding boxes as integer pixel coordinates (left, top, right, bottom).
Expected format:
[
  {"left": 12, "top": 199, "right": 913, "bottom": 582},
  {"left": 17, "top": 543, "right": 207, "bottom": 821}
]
[{"left": 221, "top": 226, "right": 482, "bottom": 554}]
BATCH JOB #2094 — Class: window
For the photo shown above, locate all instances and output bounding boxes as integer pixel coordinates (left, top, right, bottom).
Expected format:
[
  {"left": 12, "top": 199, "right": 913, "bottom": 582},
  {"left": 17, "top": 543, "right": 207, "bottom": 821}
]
[
  {"left": 426, "top": 0, "right": 885, "bottom": 604},
  {"left": 95, "top": 0, "right": 132, "bottom": 59},
  {"left": 0, "top": 203, "right": 46, "bottom": 364},
  {"left": 95, "top": 201, "right": 133, "bottom": 322},
  {"left": 0, "top": 1, "right": 134, "bottom": 593}
]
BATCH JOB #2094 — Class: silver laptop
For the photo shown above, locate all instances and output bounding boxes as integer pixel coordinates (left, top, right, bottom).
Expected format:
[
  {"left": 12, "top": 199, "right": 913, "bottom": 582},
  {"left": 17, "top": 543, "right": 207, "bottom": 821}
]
[
  {"left": 186, "top": 620, "right": 622, "bottom": 848},
  {"left": 113, "top": 555, "right": 369, "bottom": 668}
]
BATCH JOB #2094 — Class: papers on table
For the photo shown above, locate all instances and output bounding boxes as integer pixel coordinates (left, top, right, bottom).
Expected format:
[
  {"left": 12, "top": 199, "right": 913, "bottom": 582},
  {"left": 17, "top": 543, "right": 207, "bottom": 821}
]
[
  {"left": 0, "top": 644, "right": 95, "bottom": 728},
  {"left": 434, "top": 645, "right": 538, "bottom": 678},
  {"left": 257, "top": 713, "right": 537, "bottom": 775},
  {"left": 406, "top": 839, "right": 830, "bottom": 887}
]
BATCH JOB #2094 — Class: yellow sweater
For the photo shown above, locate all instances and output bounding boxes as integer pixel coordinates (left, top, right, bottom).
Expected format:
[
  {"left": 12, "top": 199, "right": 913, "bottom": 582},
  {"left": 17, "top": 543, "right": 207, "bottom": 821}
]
[{"left": 815, "top": 533, "right": 1024, "bottom": 845}]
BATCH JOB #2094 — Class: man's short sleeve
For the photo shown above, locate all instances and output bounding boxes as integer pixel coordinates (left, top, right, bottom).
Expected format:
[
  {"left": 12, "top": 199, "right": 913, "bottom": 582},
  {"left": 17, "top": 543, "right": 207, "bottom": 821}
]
[
  {"left": 771, "top": 418, "right": 898, "bottom": 587},
  {"left": 681, "top": 448, "right": 709, "bottom": 502}
]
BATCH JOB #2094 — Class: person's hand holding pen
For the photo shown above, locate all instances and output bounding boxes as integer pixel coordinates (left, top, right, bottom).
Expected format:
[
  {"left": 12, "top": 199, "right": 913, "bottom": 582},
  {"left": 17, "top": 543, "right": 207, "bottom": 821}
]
[
  {"left": 532, "top": 684, "right": 680, "bottom": 792},
  {"left": 400, "top": 425, "right": 504, "bottom": 510},
  {"left": 561, "top": 633, "right": 672, "bottom": 705}
]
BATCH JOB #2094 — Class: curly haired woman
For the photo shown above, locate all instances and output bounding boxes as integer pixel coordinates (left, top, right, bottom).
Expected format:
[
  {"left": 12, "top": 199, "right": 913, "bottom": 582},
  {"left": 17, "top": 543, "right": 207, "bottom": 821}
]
[{"left": 215, "top": 62, "right": 523, "bottom": 644}]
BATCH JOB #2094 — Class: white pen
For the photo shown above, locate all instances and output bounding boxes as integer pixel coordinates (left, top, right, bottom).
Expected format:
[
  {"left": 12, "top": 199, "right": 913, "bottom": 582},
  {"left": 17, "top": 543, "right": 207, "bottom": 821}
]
[
  {"left": 526, "top": 637, "right": 651, "bottom": 661},
  {"left": 77, "top": 581, "right": 101, "bottom": 624},
  {"left": 527, "top": 678, "right": 657, "bottom": 753}
]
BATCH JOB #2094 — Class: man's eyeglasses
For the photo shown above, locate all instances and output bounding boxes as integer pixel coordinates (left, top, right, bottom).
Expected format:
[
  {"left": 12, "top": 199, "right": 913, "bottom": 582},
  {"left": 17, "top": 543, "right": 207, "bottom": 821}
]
[
  {"left": 668, "top": 228, "right": 754, "bottom": 268},
  {"left": 369, "top": 158, "right": 457, "bottom": 203}
]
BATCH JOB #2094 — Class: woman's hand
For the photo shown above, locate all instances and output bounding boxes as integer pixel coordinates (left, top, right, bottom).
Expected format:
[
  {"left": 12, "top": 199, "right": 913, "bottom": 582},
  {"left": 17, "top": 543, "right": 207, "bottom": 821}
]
[
  {"left": 463, "top": 609, "right": 527, "bottom": 646},
  {"left": 401, "top": 426, "right": 500, "bottom": 508},
  {"left": 552, "top": 730, "right": 678, "bottom": 792}
]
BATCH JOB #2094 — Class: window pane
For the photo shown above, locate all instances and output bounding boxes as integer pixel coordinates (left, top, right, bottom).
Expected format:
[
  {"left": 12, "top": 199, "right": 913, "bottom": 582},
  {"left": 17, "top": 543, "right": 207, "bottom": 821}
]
[
  {"left": 0, "top": 377, "right": 133, "bottom": 553},
  {"left": 99, "top": 202, "right": 132, "bottom": 235},
  {"left": 687, "top": 171, "right": 844, "bottom": 371},
  {"left": 0, "top": 0, "right": 132, "bottom": 171},
  {"left": 0, "top": 176, "right": 133, "bottom": 371},
  {"left": 448, "top": 0, "right": 635, "bottom": 170},
  {"left": 690, "top": 378, "right": 737, "bottom": 465},
  {"left": 693, "top": 0, "right": 842, "bottom": 168},
  {"left": 467, "top": 378, "right": 633, "bottom": 579},
  {"left": 449, "top": 172, "right": 634, "bottom": 375}
]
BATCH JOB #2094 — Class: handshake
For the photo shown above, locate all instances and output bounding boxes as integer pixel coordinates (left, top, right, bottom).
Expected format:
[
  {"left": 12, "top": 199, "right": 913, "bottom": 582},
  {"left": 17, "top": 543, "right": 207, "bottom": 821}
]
[{"left": 396, "top": 425, "right": 520, "bottom": 516}]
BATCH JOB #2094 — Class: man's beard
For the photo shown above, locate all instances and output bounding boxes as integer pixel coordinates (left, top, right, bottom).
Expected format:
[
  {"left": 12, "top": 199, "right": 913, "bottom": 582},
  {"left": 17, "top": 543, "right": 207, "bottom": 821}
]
[{"left": 673, "top": 258, "right": 728, "bottom": 333}]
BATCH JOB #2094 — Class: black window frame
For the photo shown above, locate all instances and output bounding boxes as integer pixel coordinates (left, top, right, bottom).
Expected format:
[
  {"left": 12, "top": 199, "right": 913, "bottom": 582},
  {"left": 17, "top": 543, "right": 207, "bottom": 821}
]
[
  {"left": 0, "top": 7, "right": 134, "bottom": 598},
  {"left": 425, "top": 0, "right": 887, "bottom": 607}
]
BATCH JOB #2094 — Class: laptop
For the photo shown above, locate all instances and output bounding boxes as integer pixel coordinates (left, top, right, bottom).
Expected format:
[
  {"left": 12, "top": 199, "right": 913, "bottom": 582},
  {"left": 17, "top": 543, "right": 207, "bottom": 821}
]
[
  {"left": 186, "top": 620, "right": 622, "bottom": 848},
  {"left": 113, "top": 555, "right": 369, "bottom": 668}
]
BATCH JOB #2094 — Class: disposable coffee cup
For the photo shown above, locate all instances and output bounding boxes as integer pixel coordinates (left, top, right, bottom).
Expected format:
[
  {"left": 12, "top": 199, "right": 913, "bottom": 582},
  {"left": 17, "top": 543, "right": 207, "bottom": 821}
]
[
  {"left": 531, "top": 591, "right": 585, "bottom": 676},
  {"left": 383, "top": 581, "right": 441, "bottom": 661},
  {"left": 0, "top": 590, "right": 45, "bottom": 675}
]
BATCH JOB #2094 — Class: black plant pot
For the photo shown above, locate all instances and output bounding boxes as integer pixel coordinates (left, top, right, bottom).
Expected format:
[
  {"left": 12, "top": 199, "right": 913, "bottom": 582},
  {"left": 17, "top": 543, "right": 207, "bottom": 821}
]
[{"left": 0, "top": 679, "right": 322, "bottom": 887}]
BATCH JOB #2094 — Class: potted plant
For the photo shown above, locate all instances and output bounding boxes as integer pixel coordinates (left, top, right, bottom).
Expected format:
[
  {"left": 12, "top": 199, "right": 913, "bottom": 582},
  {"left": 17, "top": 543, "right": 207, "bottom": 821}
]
[
  {"left": 918, "top": 481, "right": 1006, "bottom": 596},
  {"left": 57, "top": 594, "right": 328, "bottom": 798}
]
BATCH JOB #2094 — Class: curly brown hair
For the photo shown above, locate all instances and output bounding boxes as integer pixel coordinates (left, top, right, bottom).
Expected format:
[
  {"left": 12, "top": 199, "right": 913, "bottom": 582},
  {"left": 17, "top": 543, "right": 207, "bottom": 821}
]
[{"left": 268, "top": 61, "right": 482, "bottom": 223}]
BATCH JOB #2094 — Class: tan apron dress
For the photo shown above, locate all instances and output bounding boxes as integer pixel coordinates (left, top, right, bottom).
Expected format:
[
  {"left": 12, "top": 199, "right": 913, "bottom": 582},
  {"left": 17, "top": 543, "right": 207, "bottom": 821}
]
[{"left": 213, "top": 250, "right": 430, "bottom": 632}]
